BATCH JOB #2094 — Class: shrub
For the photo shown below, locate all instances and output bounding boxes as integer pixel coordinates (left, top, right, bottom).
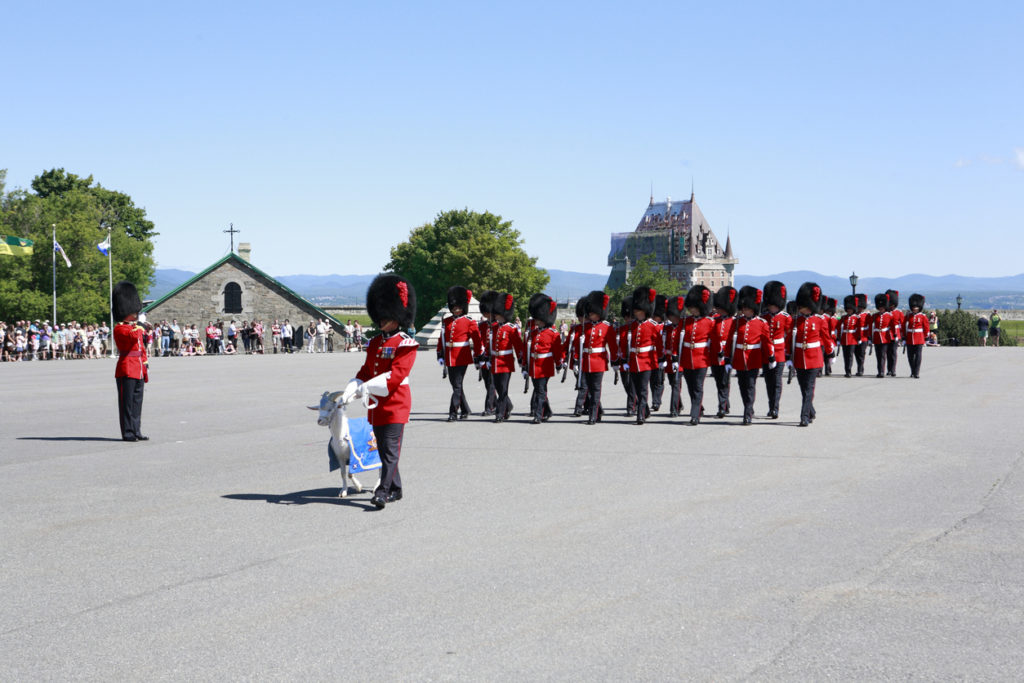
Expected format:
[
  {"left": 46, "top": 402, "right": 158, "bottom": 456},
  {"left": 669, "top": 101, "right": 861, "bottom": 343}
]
[{"left": 935, "top": 310, "right": 979, "bottom": 346}]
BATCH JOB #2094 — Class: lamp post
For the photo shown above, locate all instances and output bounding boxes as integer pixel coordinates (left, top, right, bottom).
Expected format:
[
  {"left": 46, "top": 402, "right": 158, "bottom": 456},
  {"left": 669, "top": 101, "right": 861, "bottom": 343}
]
[
  {"left": 956, "top": 294, "right": 963, "bottom": 311},
  {"left": 849, "top": 271, "right": 858, "bottom": 297}
]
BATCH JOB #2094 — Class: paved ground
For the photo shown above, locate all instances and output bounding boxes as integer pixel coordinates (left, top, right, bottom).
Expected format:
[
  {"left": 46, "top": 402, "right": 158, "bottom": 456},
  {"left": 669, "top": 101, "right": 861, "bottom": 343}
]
[{"left": 2, "top": 346, "right": 1022, "bottom": 680}]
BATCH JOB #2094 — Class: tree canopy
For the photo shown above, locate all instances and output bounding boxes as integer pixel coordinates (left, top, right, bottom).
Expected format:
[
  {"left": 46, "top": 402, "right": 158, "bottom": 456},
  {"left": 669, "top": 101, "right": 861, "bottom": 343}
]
[
  {"left": 385, "top": 209, "right": 549, "bottom": 330},
  {"left": 604, "top": 253, "right": 685, "bottom": 320},
  {"left": 0, "top": 168, "right": 157, "bottom": 322}
]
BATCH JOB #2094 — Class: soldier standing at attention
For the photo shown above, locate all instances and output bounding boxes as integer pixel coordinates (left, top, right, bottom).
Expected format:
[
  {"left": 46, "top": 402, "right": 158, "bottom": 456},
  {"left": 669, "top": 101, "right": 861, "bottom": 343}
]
[
  {"left": 437, "top": 286, "right": 482, "bottom": 421},
  {"left": 885, "top": 289, "right": 903, "bottom": 377},
  {"left": 903, "top": 294, "right": 929, "bottom": 378},
  {"left": 727, "top": 286, "right": 774, "bottom": 425},
  {"left": 788, "top": 283, "right": 835, "bottom": 427},
  {"left": 709, "top": 286, "right": 737, "bottom": 418},
  {"left": 622, "top": 287, "right": 664, "bottom": 425},
  {"left": 870, "top": 293, "right": 894, "bottom": 378},
  {"left": 524, "top": 294, "right": 564, "bottom": 424},
  {"left": 761, "top": 281, "right": 791, "bottom": 420},
  {"left": 113, "top": 281, "right": 149, "bottom": 442}
]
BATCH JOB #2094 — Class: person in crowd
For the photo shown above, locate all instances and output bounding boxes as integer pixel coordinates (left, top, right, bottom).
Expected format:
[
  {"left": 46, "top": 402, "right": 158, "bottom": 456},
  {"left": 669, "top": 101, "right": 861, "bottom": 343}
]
[
  {"left": 928, "top": 311, "right": 939, "bottom": 346},
  {"left": 989, "top": 310, "right": 1001, "bottom": 347},
  {"left": 977, "top": 314, "right": 989, "bottom": 347}
]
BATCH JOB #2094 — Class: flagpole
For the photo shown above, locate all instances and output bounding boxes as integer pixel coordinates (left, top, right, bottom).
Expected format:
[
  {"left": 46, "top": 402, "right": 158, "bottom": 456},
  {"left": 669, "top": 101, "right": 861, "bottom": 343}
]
[
  {"left": 107, "top": 227, "right": 114, "bottom": 358},
  {"left": 52, "top": 224, "right": 57, "bottom": 325}
]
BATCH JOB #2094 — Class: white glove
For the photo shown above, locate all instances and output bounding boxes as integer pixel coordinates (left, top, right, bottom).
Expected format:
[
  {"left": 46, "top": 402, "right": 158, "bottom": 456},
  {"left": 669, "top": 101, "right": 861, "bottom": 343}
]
[
  {"left": 621, "top": 364, "right": 628, "bottom": 373},
  {"left": 672, "top": 362, "right": 679, "bottom": 372},
  {"left": 785, "top": 360, "right": 794, "bottom": 370},
  {"left": 138, "top": 312, "right": 147, "bottom": 323},
  {"left": 437, "top": 358, "right": 445, "bottom": 367},
  {"left": 658, "top": 361, "right": 666, "bottom": 370},
  {"left": 828, "top": 357, "right": 835, "bottom": 367},
  {"left": 522, "top": 370, "right": 529, "bottom": 379},
  {"left": 341, "top": 378, "right": 362, "bottom": 404},
  {"left": 725, "top": 364, "right": 732, "bottom": 373},
  {"left": 362, "top": 373, "right": 390, "bottom": 397},
  {"left": 769, "top": 360, "right": 777, "bottom": 370}
]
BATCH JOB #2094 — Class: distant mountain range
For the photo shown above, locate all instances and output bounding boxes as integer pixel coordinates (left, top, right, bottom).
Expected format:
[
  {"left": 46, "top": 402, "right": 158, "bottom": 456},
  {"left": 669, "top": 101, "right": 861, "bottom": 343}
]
[{"left": 149, "top": 268, "right": 1024, "bottom": 310}]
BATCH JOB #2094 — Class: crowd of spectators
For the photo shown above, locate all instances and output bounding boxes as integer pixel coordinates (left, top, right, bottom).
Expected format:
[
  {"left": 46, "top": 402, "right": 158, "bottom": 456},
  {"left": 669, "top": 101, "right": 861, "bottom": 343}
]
[{"left": 2, "top": 319, "right": 110, "bottom": 361}]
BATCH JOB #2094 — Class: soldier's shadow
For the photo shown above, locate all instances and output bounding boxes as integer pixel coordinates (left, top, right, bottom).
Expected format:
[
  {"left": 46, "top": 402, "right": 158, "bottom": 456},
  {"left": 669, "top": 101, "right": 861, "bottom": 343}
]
[{"left": 222, "top": 488, "right": 376, "bottom": 510}]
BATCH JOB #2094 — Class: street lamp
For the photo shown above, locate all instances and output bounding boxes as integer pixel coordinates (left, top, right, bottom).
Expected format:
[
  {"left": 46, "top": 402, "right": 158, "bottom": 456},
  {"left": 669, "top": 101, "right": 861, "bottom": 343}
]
[
  {"left": 849, "top": 271, "right": 858, "bottom": 297},
  {"left": 956, "top": 294, "right": 963, "bottom": 311}
]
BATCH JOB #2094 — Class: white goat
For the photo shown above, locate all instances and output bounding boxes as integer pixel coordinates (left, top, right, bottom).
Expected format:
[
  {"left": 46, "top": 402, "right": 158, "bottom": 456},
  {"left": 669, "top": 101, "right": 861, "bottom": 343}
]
[{"left": 309, "top": 390, "right": 380, "bottom": 497}]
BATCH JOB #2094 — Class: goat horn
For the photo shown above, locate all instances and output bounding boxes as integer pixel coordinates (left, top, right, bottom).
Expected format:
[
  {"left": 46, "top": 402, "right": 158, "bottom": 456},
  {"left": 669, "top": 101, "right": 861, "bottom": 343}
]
[{"left": 326, "top": 390, "right": 344, "bottom": 402}]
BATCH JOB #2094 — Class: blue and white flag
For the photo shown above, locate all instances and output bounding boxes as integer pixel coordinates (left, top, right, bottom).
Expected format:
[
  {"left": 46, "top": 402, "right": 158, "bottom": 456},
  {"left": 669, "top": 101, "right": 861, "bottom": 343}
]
[
  {"left": 97, "top": 236, "right": 110, "bottom": 256},
  {"left": 54, "top": 240, "right": 72, "bottom": 268}
]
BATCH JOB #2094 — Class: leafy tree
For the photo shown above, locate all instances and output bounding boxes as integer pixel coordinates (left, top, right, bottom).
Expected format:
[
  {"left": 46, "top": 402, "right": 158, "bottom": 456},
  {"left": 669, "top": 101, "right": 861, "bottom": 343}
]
[
  {"left": 0, "top": 168, "right": 157, "bottom": 322},
  {"left": 385, "top": 209, "right": 549, "bottom": 330},
  {"left": 935, "top": 309, "right": 979, "bottom": 346},
  {"left": 604, "top": 253, "right": 685, "bottom": 321}
]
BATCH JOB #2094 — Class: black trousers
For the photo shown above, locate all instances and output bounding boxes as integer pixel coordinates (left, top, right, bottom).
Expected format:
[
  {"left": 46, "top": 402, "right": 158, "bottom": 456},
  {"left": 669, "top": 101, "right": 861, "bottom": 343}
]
[
  {"left": 666, "top": 369, "right": 683, "bottom": 415},
  {"left": 620, "top": 369, "right": 637, "bottom": 414},
  {"left": 906, "top": 343, "right": 923, "bottom": 377},
  {"left": 796, "top": 367, "right": 819, "bottom": 423},
  {"left": 735, "top": 369, "right": 759, "bottom": 421},
  {"left": 447, "top": 365, "right": 471, "bottom": 417},
  {"left": 650, "top": 368, "right": 665, "bottom": 409},
  {"left": 874, "top": 343, "right": 890, "bottom": 376},
  {"left": 842, "top": 344, "right": 856, "bottom": 375},
  {"left": 573, "top": 372, "right": 589, "bottom": 414},
  {"left": 116, "top": 376, "right": 144, "bottom": 439},
  {"left": 530, "top": 377, "right": 552, "bottom": 420},
  {"left": 886, "top": 340, "right": 899, "bottom": 375},
  {"left": 710, "top": 364, "right": 731, "bottom": 414},
  {"left": 855, "top": 342, "right": 867, "bottom": 375},
  {"left": 583, "top": 371, "right": 603, "bottom": 421},
  {"left": 682, "top": 367, "right": 707, "bottom": 422},
  {"left": 763, "top": 362, "right": 784, "bottom": 414},
  {"left": 372, "top": 423, "right": 404, "bottom": 495},
  {"left": 481, "top": 367, "right": 496, "bottom": 414},
  {"left": 630, "top": 370, "right": 651, "bottom": 422},
  {"left": 493, "top": 372, "right": 513, "bottom": 419}
]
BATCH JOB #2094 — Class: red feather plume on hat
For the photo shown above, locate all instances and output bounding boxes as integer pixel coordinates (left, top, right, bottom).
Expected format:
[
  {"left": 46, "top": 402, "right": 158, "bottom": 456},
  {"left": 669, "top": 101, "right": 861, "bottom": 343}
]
[
  {"left": 505, "top": 294, "right": 514, "bottom": 310},
  {"left": 602, "top": 294, "right": 609, "bottom": 310},
  {"left": 755, "top": 289, "right": 763, "bottom": 304},
  {"left": 701, "top": 288, "right": 710, "bottom": 304},
  {"left": 812, "top": 285, "right": 821, "bottom": 302},
  {"left": 397, "top": 281, "right": 409, "bottom": 307},
  {"left": 648, "top": 289, "right": 656, "bottom": 303},
  {"left": 780, "top": 285, "right": 787, "bottom": 300},
  {"left": 549, "top": 300, "right": 557, "bottom": 314},
  {"left": 729, "top": 290, "right": 736, "bottom": 303},
  {"left": 466, "top": 289, "right": 473, "bottom": 306}
]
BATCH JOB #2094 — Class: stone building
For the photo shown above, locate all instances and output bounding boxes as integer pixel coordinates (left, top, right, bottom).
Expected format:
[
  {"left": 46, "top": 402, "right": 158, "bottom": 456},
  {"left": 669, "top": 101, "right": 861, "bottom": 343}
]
[
  {"left": 143, "top": 243, "right": 343, "bottom": 342},
  {"left": 606, "top": 191, "right": 737, "bottom": 292}
]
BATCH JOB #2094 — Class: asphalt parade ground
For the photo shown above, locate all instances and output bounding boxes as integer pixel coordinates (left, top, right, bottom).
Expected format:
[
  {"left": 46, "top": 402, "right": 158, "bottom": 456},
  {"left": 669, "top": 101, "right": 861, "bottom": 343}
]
[{"left": 2, "top": 346, "right": 1022, "bottom": 680}]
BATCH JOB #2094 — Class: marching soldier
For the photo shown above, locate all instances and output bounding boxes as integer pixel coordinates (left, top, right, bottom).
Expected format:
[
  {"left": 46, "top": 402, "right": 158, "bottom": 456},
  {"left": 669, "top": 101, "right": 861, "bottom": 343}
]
[
  {"left": 343, "top": 274, "right": 418, "bottom": 509},
  {"left": 727, "top": 286, "right": 774, "bottom": 425},
  {"left": 709, "top": 286, "right": 737, "bottom": 418},
  {"left": 838, "top": 295, "right": 860, "bottom": 378},
  {"left": 437, "top": 286, "right": 482, "bottom": 421},
  {"left": 885, "top": 289, "right": 903, "bottom": 377},
  {"left": 904, "top": 293, "right": 928, "bottom": 378},
  {"left": 821, "top": 297, "right": 839, "bottom": 376},
  {"left": 477, "top": 290, "right": 500, "bottom": 416},
  {"left": 679, "top": 285, "right": 715, "bottom": 425},
  {"left": 616, "top": 296, "right": 637, "bottom": 416},
  {"left": 112, "top": 281, "right": 149, "bottom": 442},
  {"left": 578, "top": 290, "right": 616, "bottom": 424},
  {"left": 524, "top": 294, "right": 564, "bottom": 424},
  {"left": 567, "top": 298, "right": 588, "bottom": 417},
  {"left": 870, "top": 293, "right": 893, "bottom": 378},
  {"left": 621, "top": 286, "right": 664, "bottom": 425},
  {"left": 761, "top": 281, "right": 791, "bottom": 420},
  {"left": 490, "top": 293, "right": 525, "bottom": 421},
  {"left": 649, "top": 295, "right": 668, "bottom": 412},
  {"left": 788, "top": 283, "right": 835, "bottom": 426},
  {"left": 663, "top": 295, "right": 685, "bottom": 417},
  {"left": 855, "top": 293, "right": 871, "bottom": 376}
]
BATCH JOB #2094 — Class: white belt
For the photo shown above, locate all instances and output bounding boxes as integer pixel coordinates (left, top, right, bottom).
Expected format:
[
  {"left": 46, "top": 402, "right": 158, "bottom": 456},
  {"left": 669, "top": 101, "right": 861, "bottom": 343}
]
[
  {"left": 450, "top": 341, "right": 470, "bottom": 347},
  {"left": 907, "top": 328, "right": 923, "bottom": 333},
  {"left": 683, "top": 341, "right": 708, "bottom": 348},
  {"left": 773, "top": 336, "right": 785, "bottom": 344},
  {"left": 583, "top": 347, "right": 607, "bottom": 354},
  {"left": 493, "top": 349, "right": 514, "bottom": 356},
  {"left": 738, "top": 343, "right": 761, "bottom": 350},
  {"left": 795, "top": 341, "right": 820, "bottom": 349},
  {"left": 533, "top": 352, "right": 553, "bottom": 358},
  {"left": 632, "top": 345, "right": 654, "bottom": 353}
]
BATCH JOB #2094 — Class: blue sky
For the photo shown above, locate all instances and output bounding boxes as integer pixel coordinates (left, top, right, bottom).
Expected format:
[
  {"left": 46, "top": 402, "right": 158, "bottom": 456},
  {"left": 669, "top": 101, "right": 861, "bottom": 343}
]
[{"left": 4, "top": 1, "right": 1022, "bottom": 279}]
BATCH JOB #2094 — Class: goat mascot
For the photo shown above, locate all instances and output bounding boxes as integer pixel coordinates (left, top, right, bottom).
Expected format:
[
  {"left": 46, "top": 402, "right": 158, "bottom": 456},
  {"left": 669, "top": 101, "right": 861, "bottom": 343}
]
[{"left": 310, "top": 389, "right": 379, "bottom": 497}]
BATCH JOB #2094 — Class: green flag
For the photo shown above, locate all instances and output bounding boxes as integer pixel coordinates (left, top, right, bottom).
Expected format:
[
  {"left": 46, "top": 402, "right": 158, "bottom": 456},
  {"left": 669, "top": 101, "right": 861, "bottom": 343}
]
[{"left": 0, "top": 235, "right": 34, "bottom": 256}]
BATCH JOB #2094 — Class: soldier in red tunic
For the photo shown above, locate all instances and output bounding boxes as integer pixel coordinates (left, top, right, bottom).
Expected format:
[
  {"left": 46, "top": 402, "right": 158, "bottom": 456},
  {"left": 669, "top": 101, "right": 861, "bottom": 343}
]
[
  {"left": 727, "top": 286, "right": 774, "bottom": 425},
  {"left": 821, "top": 297, "right": 839, "bottom": 376},
  {"left": 113, "top": 281, "right": 149, "bottom": 442},
  {"left": 679, "top": 285, "right": 715, "bottom": 425},
  {"left": 489, "top": 293, "right": 525, "bottom": 422},
  {"left": 664, "top": 295, "right": 685, "bottom": 417},
  {"left": 649, "top": 295, "right": 668, "bottom": 412},
  {"left": 343, "top": 274, "right": 418, "bottom": 509},
  {"left": 838, "top": 295, "right": 861, "bottom": 378},
  {"left": 855, "top": 293, "right": 871, "bottom": 376},
  {"left": 709, "top": 287, "right": 737, "bottom": 418},
  {"left": 761, "top": 281, "right": 791, "bottom": 420},
  {"left": 436, "top": 286, "right": 482, "bottom": 421},
  {"left": 622, "top": 286, "right": 664, "bottom": 425},
  {"left": 567, "top": 298, "right": 588, "bottom": 417},
  {"left": 870, "top": 293, "right": 894, "bottom": 378},
  {"left": 885, "top": 289, "right": 903, "bottom": 377},
  {"left": 477, "top": 290, "right": 500, "bottom": 417},
  {"left": 903, "top": 293, "right": 928, "bottom": 378},
  {"left": 788, "top": 282, "right": 835, "bottom": 426},
  {"left": 616, "top": 296, "right": 637, "bottom": 416},
  {"left": 524, "top": 294, "right": 564, "bottom": 424},
  {"left": 578, "top": 290, "right": 616, "bottom": 424}
]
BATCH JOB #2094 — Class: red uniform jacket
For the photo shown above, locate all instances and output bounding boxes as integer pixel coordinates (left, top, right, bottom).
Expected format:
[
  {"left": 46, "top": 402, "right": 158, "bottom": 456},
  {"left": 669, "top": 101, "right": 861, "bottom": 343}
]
[
  {"left": 839, "top": 313, "right": 860, "bottom": 346},
  {"left": 827, "top": 314, "right": 839, "bottom": 348},
  {"left": 478, "top": 319, "right": 493, "bottom": 357},
  {"left": 576, "top": 321, "right": 615, "bottom": 373},
  {"left": 889, "top": 309, "right": 905, "bottom": 342},
  {"left": 789, "top": 314, "right": 835, "bottom": 370},
  {"left": 114, "top": 323, "right": 147, "bottom": 380},
  {"left": 678, "top": 316, "right": 715, "bottom": 370},
  {"left": 490, "top": 322, "right": 525, "bottom": 374},
  {"left": 710, "top": 314, "right": 735, "bottom": 366},
  {"left": 871, "top": 311, "right": 893, "bottom": 344},
  {"left": 904, "top": 312, "right": 929, "bottom": 346},
  {"left": 767, "top": 311, "right": 793, "bottom": 362},
  {"left": 524, "top": 326, "right": 564, "bottom": 379},
  {"left": 729, "top": 316, "right": 773, "bottom": 371},
  {"left": 566, "top": 322, "right": 584, "bottom": 369},
  {"left": 437, "top": 315, "right": 482, "bottom": 367},
  {"left": 622, "top": 319, "right": 664, "bottom": 373},
  {"left": 858, "top": 311, "right": 872, "bottom": 343},
  {"left": 356, "top": 331, "right": 418, "bottom": 425}
]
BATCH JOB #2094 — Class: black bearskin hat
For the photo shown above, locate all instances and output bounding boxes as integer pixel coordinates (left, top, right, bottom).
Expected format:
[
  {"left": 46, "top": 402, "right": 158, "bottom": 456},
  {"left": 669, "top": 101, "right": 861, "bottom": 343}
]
[
  {"left": 843, "top": 295, "right": 856, "bottom": 312},
  {"left": 786, "top": 301, "right": 799, "bottom": 315},
  {"left": 795, "top": 282, "right": 824, "bottom": 314},
  {"left": 737, "top": 286, "right": 762, "bottom": 313},
  {"left": 583, "top": 290, "right": 609, "bottom": 320},
  {"left": 685, "top": 285, "right": 714, "bottom": 317},
  {"left": 496, "top": 292, "right": 516, "bottom": 320},
  {"left": 885, "top": 289, "right": 900, "bottom": 309},
  {"left": 112, "top": 280, "right": 142, "bottom": 321},
  {"left": 653, "top": 294, "right": 668, "bottom": 320},
  {"left": 714, "top": 286, "right": 738, "bottom": 316},
  {"left": 619, "top": 295, "right": 633, "bottom": 319},
  {"left": 575, "top": 297, "right": 587, "bottom": 319},
  {"left": 631, "top": 286, "right": 656, "bottom": 317},
  {"left": 446, "top": 285, "right": 472, "bottom": 313},
  {"left": 908, "top": 293, "right": 925, "bottom": 310},
  {"left": 856, "top": 293, "right": 868, "bottom": 311},
  {"left": 528, "top": 293, "right": 557, "bottom": 327},
  {"left": 763, "top": 280, "right": 788, "bottom": 310},
  {"left": 366, "top": 274, "right": 416, "bottom": 329},
  {"left": 665, "top": 295, "right": 686, "bottom": 319},
  {"left": 824, "top": 297, "right": 837, "bottom": 315},
  {"left": 874, "top": 292, "right": 889, "bottom": 309},
  {"left": 478, "top": 290, "right": 500, "bottom": 316}
]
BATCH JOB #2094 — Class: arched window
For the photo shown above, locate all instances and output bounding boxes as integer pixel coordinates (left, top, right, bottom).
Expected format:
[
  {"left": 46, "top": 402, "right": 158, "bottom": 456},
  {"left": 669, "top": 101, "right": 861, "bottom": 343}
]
[{"left": 224, "top": 282, "right": 242, "bottom": 313}]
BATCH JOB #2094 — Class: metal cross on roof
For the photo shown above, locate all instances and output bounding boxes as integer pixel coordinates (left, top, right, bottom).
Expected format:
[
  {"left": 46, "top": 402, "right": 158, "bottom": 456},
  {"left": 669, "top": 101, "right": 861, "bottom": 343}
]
[{"left": 224, "top": 223, "right": 240, "bottom": 252}]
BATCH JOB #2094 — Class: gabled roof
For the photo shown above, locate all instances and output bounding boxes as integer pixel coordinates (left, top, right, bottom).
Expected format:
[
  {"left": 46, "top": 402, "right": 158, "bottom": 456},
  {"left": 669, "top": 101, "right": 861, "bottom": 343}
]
[{"left": 143, "top": 252, "right": 343, "bottom": 327}]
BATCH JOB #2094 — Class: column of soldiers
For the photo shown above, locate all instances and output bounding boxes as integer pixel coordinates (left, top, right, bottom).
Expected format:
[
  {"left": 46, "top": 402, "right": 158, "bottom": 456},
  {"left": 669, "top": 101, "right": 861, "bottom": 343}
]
[{"left": 435, "top": 283, "right": 931, "bottom": 428}]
